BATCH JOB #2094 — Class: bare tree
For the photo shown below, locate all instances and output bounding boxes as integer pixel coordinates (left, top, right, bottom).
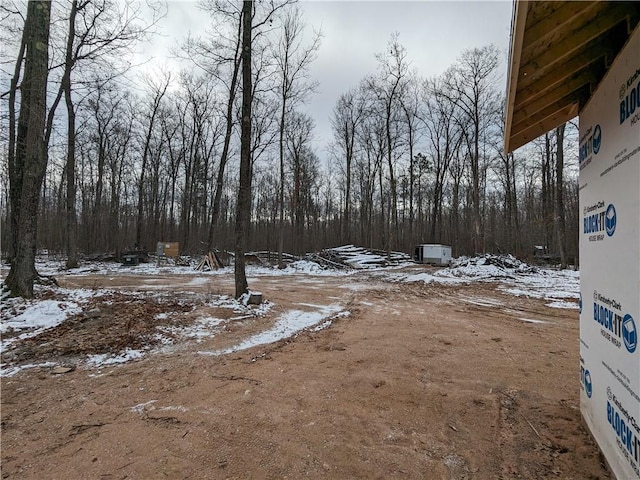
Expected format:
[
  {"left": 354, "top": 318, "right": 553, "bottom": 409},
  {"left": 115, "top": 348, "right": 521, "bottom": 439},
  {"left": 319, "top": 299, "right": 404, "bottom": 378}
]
[
  {"left": 399, "top": 74, "right": 422, "bottom": 244},
  {"left": 421, "top": 76, "right": 462, "bottom": 243},
  {"left": 234, "top": 0, "right": 252, "bottom": 297},
  {"left": 355, "top": 105, "right": 386, "bottom": 248},
  {"left": 272, "top": 5, "right": 321, "bottom": 266},
  {"left": 6, "top": 0, "right": 52, "bottom": 297},
  {"left": 554, "top": 122, "right": 567, "bottom": 268},
  {"left": 446, "top": 45, "right": 499, "bottom": 253},
  {"left": 330, "top": 87, "right": 365, "bottom": 244},
  {"left": 492, "top": 100, "right": 521, "bottom": 253},
  {"left": 136, "top": 71, "right": 171, "bottom": 248},
  {"left": 183, "top": 2, "right": 244, "bottom": 251},
  {"left": 367, "top": 33, "right": 409, "bottom": 253},
  {"left": 285, "top": 110, "right": 315, "bottom": 253},
  {"left": 61, "top": 0, "right": 80, "bottom": 268},
  {"left": 40, "top": 0, "right": 162, "bottom": 266}
]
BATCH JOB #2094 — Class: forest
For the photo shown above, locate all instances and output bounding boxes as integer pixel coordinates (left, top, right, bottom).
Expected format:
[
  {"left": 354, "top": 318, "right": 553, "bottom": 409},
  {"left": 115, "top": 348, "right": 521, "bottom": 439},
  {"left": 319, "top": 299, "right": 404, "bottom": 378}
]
[{"left": 2, "top": 0, "right": 579, "bottom": 296}]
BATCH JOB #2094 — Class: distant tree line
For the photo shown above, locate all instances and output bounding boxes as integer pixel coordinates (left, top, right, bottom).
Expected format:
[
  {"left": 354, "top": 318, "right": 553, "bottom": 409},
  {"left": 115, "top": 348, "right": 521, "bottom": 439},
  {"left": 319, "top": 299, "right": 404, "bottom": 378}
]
[
  {"left": 2, "top": 0, "right": 579, "bottom": 296},
  {"left": 327, "top": 39, "right": 578, "bottom": 263}
]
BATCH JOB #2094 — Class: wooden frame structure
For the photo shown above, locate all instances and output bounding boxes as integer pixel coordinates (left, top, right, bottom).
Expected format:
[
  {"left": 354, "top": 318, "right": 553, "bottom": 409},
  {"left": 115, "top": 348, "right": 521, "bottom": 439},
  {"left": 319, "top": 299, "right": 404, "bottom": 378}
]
[{"left": 504, "top": 1, "right": 639, "bottom": 152}]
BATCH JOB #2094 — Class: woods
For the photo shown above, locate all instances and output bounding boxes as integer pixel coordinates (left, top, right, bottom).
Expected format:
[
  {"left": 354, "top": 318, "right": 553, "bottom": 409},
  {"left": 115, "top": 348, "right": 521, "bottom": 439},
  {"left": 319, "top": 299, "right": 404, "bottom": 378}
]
[{"left": 1, "top": 0, "right": 580, "bottom": 298}]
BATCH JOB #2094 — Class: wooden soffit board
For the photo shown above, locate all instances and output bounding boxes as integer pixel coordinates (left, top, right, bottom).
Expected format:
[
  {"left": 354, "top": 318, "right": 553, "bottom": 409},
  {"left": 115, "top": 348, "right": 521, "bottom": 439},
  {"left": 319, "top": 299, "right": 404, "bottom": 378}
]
[{"left": 504, "top": 1, "right": 640, "bottom": 153}]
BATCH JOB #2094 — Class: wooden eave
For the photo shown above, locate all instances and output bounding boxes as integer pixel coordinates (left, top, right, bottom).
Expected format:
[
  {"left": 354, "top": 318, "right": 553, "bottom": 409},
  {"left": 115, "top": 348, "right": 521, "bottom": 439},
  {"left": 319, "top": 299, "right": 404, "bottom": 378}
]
[{"left": 504, "top": 1, "right": 640, "bottom": 153}]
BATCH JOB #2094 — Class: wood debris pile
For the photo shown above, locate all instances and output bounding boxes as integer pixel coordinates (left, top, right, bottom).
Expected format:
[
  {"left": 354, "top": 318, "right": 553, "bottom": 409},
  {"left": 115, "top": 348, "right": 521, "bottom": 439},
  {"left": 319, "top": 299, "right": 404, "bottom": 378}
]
[
  {"left": 196, "top": 251, "right": 224, "bottom": 270},
  {"left": 1, "top": 293, "right": 194, "bottom": 365},
  {"left": 306, "top": 245, "right": 412, "bottom": 270}
]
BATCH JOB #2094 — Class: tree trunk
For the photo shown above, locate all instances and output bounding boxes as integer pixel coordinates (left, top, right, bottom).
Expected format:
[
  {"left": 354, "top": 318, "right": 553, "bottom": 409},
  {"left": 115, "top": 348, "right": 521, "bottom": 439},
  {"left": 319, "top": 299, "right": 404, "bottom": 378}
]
[
  {"left": 6, "top": 0, "right": 52, "bottom": 298},
  {"left": 555, "top": 123, "right": 567, "bottom": 268},
  {"left": 385, "top": 102, "right": 398, "bottom": 254},
  {"left": 7, "top": 11, "right": 27, "bottom": 261},
  {"left": 136, "top": 78, "right": 169, "bottom": 249},
  {"left": 472, "top": 119, "right": 481, "bottom": 253},
  {"left": 64, "top": 0, "right": 78, "bottom": 269},
  {"left": 208, "top": 19, "right": 242, "bottom": 251},
  {"left": 344, "top": 121, "right": 352, "bottom": 244},
  {"left": 234, "top": 0, "right": 252, "bottom": 298},
  {"left": 278, "top": 98, "right": 286, "bottom": 267},
  {"left": 542, "top": 132, "right": 552, "bottom": 250}
]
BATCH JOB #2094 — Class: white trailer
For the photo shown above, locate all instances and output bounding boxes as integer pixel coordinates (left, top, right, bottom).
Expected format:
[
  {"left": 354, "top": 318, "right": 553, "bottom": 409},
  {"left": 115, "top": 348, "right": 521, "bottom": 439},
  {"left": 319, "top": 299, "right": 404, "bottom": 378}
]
[{"left": 414, "top": 244, "right": 452, "bottom": 266}]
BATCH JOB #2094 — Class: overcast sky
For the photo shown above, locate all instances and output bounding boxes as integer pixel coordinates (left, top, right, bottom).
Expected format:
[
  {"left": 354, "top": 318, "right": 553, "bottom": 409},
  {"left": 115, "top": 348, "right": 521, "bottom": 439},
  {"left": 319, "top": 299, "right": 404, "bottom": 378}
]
[{"left": 151, "top": 1, "right": 513, "bottom": 160}]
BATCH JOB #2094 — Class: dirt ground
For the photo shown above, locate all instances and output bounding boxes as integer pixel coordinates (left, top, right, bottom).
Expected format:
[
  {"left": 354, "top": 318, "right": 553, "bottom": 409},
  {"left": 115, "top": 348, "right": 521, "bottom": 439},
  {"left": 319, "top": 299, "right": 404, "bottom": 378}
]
[{"left": 1, "top": 267, "right": 609, "bottom": 479}]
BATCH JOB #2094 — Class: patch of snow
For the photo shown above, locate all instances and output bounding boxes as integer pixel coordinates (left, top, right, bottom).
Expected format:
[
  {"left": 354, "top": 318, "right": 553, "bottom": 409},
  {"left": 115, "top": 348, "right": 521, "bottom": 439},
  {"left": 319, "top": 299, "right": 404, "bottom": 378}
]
[
  {"left": 519, "top": 318, "right": 548, "bottom": 324},
  {"left": 402, "top": 272, "right": 469, "bottom": 285},
  {"left": 500, "top": 268, "right": 579, "bottom": 308},
  {"left": 157, "top": 316, "right": 227, "bottom": 344},
  {"left": 199, "top": 304, "right": 346, "bottom": 356},
  {"left": 463, "top": 297, "right": 504, "bottom": 307},
  {"left": 159, "top": 405, "right": 189, "bottom": 412},
  {"left": 397, "top": 254, "right": 580, "bottom": 311},
  {"left": 0, "top": 361, "right": 56, "bottom": 377},
  {"left": 313, "top": 320, "right": 333, "bottom": 331},
  {"left": 285, "top": 260, "right": 326, "bottom": 274},
  {"left": 87, "top": 349, "right": 145, "bottom": 367},
  {"left": 1, "top": 299, "right": 80, "bottom": 334},
  {"left": 131, "top": 400, "right": 157, "bottom": 414},
  {"left": 546, "top": 300, "right": 578, "bottom": 309}
]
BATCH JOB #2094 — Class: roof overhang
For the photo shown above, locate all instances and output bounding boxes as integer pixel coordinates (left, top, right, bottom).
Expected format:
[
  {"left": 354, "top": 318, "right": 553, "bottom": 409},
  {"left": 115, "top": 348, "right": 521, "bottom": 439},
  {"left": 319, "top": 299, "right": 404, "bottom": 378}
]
[{"left": 504, "top": 1, "right": 640, "bottom": 153}]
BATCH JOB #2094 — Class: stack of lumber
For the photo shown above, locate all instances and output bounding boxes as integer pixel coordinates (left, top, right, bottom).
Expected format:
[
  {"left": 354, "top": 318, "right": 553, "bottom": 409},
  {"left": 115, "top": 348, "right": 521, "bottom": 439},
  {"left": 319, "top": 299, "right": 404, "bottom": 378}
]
[
  {"left": 195, "top": 251, "right": 223, "bottom": 271},
  {"left": 312, "top": 245, "right": 412, "bottom": 269},
  {"left": 247, "top": 251, "right": 298, "bottom": 265}
]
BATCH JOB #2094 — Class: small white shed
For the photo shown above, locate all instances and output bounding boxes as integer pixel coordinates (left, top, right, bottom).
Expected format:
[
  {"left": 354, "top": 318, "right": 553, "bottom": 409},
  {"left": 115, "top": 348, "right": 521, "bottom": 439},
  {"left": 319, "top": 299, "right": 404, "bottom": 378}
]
[{"left": 414, "top": 244, "right": 452, "bottom": 266}]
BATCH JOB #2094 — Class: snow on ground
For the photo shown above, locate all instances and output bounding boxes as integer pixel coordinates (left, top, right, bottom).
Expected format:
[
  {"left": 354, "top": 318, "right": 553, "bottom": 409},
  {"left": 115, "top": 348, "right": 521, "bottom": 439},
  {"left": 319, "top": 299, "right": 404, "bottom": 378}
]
[
  {"left": 1, "top": 252, "right": 578, "bottom": 375},
  {"left": 0, "top": 278, "right": 276, "bottom": 375},
  {"left": 29, "top": 256, "right": 352, "bottom": 278},
  {"left": 1, "top": 299, "right": 81, "bottom": 335},
  {"left": 87, "top": 349, "right": 145, "bottom": 367},
  {"left": 0, "top": 287, "right": 101, "bottom": 351},
  {"left": 388, "top": 254, "right": 580, "bottom": 310},
  {"left": 154, "top": 298, "right": 274, "bottom": 348},
  {"left": 500, "top": 268, "right": 579, "bottom": 308},
  {"left": 24, "top": 248, "right": 413, "bottom": 279},
  {"left": 198, "top": 304, "right": 347, "bottom": 356}
]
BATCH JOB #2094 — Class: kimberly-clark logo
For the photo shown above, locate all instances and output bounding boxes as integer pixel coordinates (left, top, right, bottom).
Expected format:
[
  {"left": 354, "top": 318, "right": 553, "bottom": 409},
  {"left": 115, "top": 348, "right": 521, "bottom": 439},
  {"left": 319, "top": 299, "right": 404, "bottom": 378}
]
[
  {"left": 583, "top": 201, "right": 616, "bottom": 242},
  {"left": 606, "top": 387, "right": 640, "bottom": 475},
  {"left": 594, "top": 292, "right": 637, "bottom": 354},
  {"left": 579, "top": 292, "right": 582, "bottom": 314},
  {"left": 592, "top": 124, "right": 602, "bottom": 154},
  {"left": 605, "top": 204, "right": 617, "bottom": 237},
  {"left": 579, "top": 124, "right": 601, "bottom": 169},
  {"left": 620, "top": 67, "right": 640, "bottom": 126},
  {"left": 622, "top": 314, "right": 637, "bottom": 353},
  {"left": 582, "top": 368, "right": 592, "bottom": 398}
]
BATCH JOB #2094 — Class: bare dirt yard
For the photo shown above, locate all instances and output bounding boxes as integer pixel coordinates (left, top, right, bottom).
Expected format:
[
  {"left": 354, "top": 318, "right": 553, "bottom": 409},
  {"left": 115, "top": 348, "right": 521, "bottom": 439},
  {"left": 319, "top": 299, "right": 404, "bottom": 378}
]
[{"left": 1, "top": 266, "right": 608, "bottom": 479}]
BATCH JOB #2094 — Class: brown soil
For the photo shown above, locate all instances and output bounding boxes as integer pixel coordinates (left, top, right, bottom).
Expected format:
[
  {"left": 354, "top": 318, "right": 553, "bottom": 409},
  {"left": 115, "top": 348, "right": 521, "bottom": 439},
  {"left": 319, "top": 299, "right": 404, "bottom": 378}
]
[{"left": 1, "top": 267, "right": 609, "bottom": 479}]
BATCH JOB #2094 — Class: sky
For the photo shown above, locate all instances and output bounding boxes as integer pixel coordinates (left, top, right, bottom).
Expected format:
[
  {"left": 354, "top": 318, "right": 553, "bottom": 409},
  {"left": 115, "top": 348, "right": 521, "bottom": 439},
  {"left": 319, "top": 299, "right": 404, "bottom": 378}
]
[{"left": 148, "top": 0, "right": 513, "bottom": 160}]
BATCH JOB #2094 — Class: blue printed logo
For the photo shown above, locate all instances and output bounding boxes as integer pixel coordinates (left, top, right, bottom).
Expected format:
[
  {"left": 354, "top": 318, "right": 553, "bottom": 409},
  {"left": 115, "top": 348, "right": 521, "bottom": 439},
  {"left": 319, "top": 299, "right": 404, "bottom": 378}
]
[
  {"left": 579, "top": 292, "right": 582, "bottom": 313},
  {"left": 605, "top": 204, "right": 616, "bottom": 237},
  {"left": 592, "top": 124, "right": 601, "bottom": 154},
  {"left": 583, "top": 370, "right": 592, "bottom": 398},
  {"left": 622, "top": 314, "right": 637, "bottom": 353}
]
